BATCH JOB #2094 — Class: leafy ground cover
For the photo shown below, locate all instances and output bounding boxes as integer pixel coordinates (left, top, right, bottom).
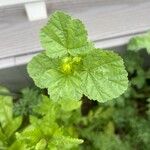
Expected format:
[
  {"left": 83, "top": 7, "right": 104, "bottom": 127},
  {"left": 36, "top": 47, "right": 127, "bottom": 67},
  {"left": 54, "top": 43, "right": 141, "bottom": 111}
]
[{"left": 0, "top": 47, "right": 149, "bottom": 150}]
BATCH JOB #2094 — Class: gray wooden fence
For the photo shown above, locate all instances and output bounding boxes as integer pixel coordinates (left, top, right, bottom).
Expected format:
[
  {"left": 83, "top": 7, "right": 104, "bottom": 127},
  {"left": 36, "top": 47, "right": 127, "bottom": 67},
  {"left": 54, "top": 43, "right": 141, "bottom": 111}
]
[{"left": 0, "top": 0, "right": 150, "bottom": 90}]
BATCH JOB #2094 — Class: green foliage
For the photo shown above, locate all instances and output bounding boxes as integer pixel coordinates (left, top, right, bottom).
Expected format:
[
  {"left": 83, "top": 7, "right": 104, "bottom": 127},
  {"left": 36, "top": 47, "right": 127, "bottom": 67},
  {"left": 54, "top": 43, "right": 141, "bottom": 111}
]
[
  {"left": 75, "top": 42, "right": 150, "bottom": 150},
  {"left": 0, "top": 86, "right": 13, "bottom": 126},
  {"left": 147, "top": 98, "right": 150, "bottom": 119},
  {"left": 28, "top": 11, "right": 128, "bottom": 102},
  {"left": 0, "top": 86, "right": 22, "bottom": 150},
  {"left": 13, "top": 87, "right": 42, "bottom": 117},
  {"left": 128, "top": 32, "right": 150, "bottom": 54},
  {"left": 0, "top": 46, "right": 150, "bottom": 149},
  {"left": 16, "top": 95, "right": 83, "bottom": 150},
  {"left": 40, "top": 11, "right": 94, "bottom": 58},
  {"left": 0, "top": 87, "right": 83, "bottom": 150}
]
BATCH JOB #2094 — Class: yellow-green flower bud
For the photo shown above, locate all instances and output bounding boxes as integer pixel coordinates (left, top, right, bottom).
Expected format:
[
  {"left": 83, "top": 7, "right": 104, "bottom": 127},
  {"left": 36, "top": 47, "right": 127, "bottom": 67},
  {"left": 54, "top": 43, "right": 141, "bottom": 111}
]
[{"left": 62, "top": 63, "right": 72, "bottom": 74}]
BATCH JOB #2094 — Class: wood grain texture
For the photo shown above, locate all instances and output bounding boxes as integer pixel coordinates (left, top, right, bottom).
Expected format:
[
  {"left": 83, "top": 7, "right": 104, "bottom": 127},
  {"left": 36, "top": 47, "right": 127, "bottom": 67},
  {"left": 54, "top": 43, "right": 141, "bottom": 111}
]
[{"left": 0, "top": 0, "right": 150, "bottom": 59}]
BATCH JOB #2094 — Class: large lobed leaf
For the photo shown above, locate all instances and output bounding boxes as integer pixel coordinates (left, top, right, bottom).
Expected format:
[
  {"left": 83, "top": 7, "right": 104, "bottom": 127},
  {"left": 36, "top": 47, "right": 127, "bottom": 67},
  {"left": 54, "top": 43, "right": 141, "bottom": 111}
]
[
  {"left": 27, "top": 52, "right": 59, "bottom": 88},
  {"left": 40, "top": 11, "right": 93, "bottom": 58},
  {"left": 81, "top": 49, "right": 128, "bottom": 102},
  {"left": 43, "top": 69, "right": 83, "bottom": 101}
]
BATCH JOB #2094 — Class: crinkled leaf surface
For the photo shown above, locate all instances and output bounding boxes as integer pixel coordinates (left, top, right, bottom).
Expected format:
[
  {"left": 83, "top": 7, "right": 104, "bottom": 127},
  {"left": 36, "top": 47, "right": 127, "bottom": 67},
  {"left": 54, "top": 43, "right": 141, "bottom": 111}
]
[
  {"left": 50, "top": 136, "right": 83, "bottom": 149},
  {"left": 27, "top": 52, "right": 59, "bottom": 88},
  {"left": 81, "top": 49, "right": 128, "bottom": 102},
  {"left": 28, "top": 11, "right": 128, "bottom": 102},
  {"left": 40, "top": 11, "right": 93, "bottom": 58},
  {"left": 128, "top": 32, "right": 150, "bottom": 54},
  {"left": 43, "top": 69, "right": 83, "bottom": 101}
]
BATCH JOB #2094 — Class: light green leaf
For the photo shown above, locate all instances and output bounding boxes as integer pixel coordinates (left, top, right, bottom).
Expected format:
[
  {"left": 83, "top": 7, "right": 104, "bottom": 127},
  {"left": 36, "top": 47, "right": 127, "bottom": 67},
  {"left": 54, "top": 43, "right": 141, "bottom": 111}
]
[
  {"left": 35, "top": 139, "right": 47, "bottom": 150},
  {"left": 0, "top": 86, "right": 13, "bottom": 127},
  {"left": 59, "top": 99, "right": 81, "bottom": 111},
  {"left": 51, "top": 136, "right": 83, "bottom": 149},
  {"left": 4, "top": 117, "right": 22, "bottom": 139},
  {"left": 81, "top": 49, "right": 128, "bottom": 102},
  {"left": 34, "top": 95, "right": 54, "bottom": 115},
  {"left": 21, "top": 127, "right": 43, "bottom": 145},
  {"left": 44, "top": 69, "right": 83, "bottom": 101},
  {"left": 128, "top": 32, "right": 150, "bottom": 54},
  {"left": 33, "top": 96, "right": 58, "bottom": 122},
  {"left": 40, "top": 11, "right": 93, "bottom": 58},
  {"left": 27, "top": 52, "right": 58, "bottom": 88},
  {"left": 8, "top": 141, "right": 27, "bottom": 150}
]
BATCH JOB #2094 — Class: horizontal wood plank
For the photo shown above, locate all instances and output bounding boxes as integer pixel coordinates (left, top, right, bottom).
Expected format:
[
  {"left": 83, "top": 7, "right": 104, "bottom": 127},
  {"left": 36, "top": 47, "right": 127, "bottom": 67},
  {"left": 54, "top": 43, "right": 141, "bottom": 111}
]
[{"left": 0, "top": 0, "right": 150, "bottom": 69}]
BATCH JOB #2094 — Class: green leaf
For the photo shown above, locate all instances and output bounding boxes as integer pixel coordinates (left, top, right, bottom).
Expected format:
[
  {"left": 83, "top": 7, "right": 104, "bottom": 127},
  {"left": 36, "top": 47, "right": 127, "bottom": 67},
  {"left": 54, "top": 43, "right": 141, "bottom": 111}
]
[
  {"left": 18, "top": 125, "right": 43, "bottom": 145},
  {"left": 128, "top": 32, "right": 150, "bottom": 54},
  {"left": 8, "top": 141, "right": 27, "bottom": 150},
  {"left": 34, "top": 95, "right": 58, "bottom": 122},
  {"left": 59, "top": 99, "right": 81, "bottom": 111},
  {"left": 50, "top": 136, "right": 83, "bottom": 149},
  {"left": 35, "top": 139, "right": 47, "bottom": 150},
  {"left": 0, "top": 128, "right": 6, "bottom": 144},
  {"left": 27, "top": 52, "right": 58, "bottom": 88},
  {"left": 44, "top": 69, "right": 83, "bottom": 101},
  {"left": 104, "top": 121, "right": 115, "bottom": 135},
  {"left": 40, "top": 11, "right": 93, "bottom": 58},
  {"left": 0, "top": 86, "right": 13, "bottom": 127},
  {"left": 4, "top": 117, "right": 22, "bottom": 139},
  {"left": 13, "top": 87, "right": 42, "bottom": 117},
  {"left": 81, "top": 49, "right": 128, "bottom": 102}
]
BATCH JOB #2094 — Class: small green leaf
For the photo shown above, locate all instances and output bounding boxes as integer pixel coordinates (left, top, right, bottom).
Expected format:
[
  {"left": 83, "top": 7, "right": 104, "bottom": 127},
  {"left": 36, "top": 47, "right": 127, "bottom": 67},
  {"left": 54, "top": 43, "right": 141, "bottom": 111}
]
[
  {"left": 51, "top": 136, "right": 83, "bottom": 149},
  {"left": 40, "top": 11, "right": 93, "bottom": 58},
  {"left": 128, "top": 32, "right": 150, "bottom": 54},
  {"left": 13, "top": 87, "right": 42, "bottom": 117},
  {"left": 81, "top": 49, "right": 128, "bottom": 102},
  {"left": 43, "top": 69, "right": 83, "bottom": 101},
  {"left": 59, "top": 99, "right": 82, "bottom": 111},
  {"left": 18, "top": 125, "right": 43, "bottom": 145},
  {"left": 0, "top": 86, "right": 13, "bottom": 126},
  {"left": 34, "top": 95, "right": 57, "bottom": 121},
  {"left": 35, "top": 139, "right": 47, "bottom": 150},
  {"left": 8, "top": 141, "right": 27, "bottom": 150},
  {"left": 0, "top": 128, "right": 6, "bottom": 143},
  {"left": 27, "top": 52, "right": 58, "bottom": 88},
  {"left": 4, "top": 117, "right": 22, "bottom": 139},
  {"left": 104, "top": 121, "right": 115, "bottom": 135}
]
